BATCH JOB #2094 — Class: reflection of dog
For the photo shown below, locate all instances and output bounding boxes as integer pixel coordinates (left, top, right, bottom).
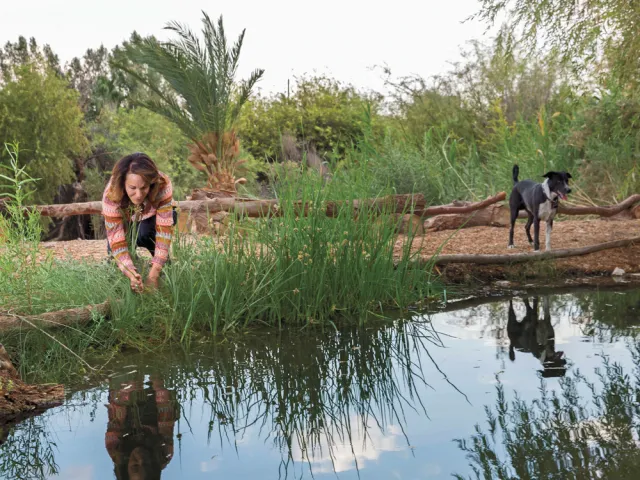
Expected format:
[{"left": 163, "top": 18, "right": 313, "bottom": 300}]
[
  {"left": 507, "top": 297, "right": 567, "bottom": 377},
  {"left": 508, "top": 165, "right": 572, "bottom": 251}
]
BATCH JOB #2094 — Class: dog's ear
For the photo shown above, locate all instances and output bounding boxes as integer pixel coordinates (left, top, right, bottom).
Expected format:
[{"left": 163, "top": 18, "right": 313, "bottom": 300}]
[
  {"left": 566, "top": 172, "right": 572, "bottom": 179},
  {"left": 542, "top": 171, "right": 555, "bottom": 179}
]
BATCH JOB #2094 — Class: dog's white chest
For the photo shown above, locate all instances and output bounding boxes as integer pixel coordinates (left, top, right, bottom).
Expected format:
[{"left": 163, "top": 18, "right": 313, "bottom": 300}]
[{"left": 538, "top": 200, "right": 556, "bottom": 221}]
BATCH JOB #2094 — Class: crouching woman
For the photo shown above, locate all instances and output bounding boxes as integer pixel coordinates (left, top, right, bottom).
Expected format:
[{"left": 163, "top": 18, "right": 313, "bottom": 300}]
[{"left": 102, "top": 152, "right": 176, "bottom": 292}]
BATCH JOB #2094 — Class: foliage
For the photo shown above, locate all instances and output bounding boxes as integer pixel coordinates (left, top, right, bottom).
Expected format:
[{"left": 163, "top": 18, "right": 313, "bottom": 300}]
[
  {"left": 239, "top": 75, "right": 383, "bottom": 162},
  {"left": 88, "top": 106, "right": 200, "bottom": 200},
  {"left": 0, "top": 144, "right": 45, "bottom": 313},
  {"left": 0, "top": 62, "right": 89, "bottom": 204},
  {"left": 472, "top": 0, "right": 640, "bottom": 87},
  {"left": 112, "top": 12, "right": 264, "bottom": 192},
  {"left": 0, "top": 36, "right": 61, "bottom": 80}
]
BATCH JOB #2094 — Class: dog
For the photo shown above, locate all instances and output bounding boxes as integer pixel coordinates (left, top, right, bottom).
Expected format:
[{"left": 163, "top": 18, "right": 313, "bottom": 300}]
[
  {"left": 507, "top": 296, "right": 567, "bottom": 378},
  {"left": 508, "top": 165, "right": 572, "bottom": 251}
]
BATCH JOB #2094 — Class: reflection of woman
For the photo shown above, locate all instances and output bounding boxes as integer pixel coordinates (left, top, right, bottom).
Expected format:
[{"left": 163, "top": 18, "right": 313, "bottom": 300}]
[
  {"left": 105, "top": 375, "right": 179, "bottom": 480},
  {"left": 102, "top": 153, "right": 176, "bottom": 292}
]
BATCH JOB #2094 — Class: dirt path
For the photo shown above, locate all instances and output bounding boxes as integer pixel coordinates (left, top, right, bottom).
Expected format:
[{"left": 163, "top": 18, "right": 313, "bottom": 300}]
[{"left": 40, "top": 219, "right": 640, "bottom": 282}]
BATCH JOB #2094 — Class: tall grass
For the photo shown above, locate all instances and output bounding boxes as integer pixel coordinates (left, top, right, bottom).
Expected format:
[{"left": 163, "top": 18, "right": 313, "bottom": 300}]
[
  {"left": 1, "top": 158, "right": 443, "bottom": 379},
  {"left": 342, "top": 93, "right": 638, "bottom": 206}
]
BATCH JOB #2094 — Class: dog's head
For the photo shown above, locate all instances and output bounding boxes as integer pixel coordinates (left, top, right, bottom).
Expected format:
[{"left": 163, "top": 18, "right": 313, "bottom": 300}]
[{"left": 542, "top": 171, "right": 572, "bottom": 200}]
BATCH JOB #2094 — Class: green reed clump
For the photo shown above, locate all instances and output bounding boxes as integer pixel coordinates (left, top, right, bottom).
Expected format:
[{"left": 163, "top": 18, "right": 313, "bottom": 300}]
[{"left": 151, "top": 170, "right": 441, "bottom": 339}]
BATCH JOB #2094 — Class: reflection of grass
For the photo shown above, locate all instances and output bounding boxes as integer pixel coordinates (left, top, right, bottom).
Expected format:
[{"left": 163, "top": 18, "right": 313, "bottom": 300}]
[
  {"left": 454, "top": 345, "right": 640, "bottom": 479},
  {"left": 138, "top": 320, "right": 448, "bottom": 477},
  {"left": 0, "top": 415, "right": 59, "bottom": 480}
]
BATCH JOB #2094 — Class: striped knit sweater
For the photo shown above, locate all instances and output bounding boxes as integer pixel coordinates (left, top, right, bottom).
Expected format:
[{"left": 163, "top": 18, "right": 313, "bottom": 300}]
[{"left": 102, "top": 172, "right": 175, "bottom": 274}]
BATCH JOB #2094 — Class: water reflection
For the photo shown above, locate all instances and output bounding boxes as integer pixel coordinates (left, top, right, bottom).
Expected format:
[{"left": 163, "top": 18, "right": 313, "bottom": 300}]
[
  {"left": 507, "top": 297, "right": 567, "bottom": 377},
  {"left": 454, "top": 345, "right": 640, "bottom": 480},
  {"left": 168, "top": 321, "right": 444, "bottom": 476},
  {"left": 1, "top": 287, "right": 640, "bottom": 479},
  {"left": 105, "top": 375, "right": 179, "bottom": 480}
]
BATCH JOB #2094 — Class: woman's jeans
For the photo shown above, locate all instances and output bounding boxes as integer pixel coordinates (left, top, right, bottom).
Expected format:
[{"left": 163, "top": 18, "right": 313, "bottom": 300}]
[{"left": 107, "top": 209, "right": 178, "bottom": 258}]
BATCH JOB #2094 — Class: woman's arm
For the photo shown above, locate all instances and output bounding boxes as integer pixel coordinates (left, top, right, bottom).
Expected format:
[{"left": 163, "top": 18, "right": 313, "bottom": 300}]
[
  {"left": 102, "top": 182, "right": 138, "bottom": 279},
  {"left": 147, "top": 174, "right": 174, "bottom": 287}
]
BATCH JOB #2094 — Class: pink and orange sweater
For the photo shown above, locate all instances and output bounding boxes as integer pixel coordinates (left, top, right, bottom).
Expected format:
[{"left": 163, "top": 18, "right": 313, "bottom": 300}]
[{"left": 102, "top": 172, "right": 175, "bottom": 274}]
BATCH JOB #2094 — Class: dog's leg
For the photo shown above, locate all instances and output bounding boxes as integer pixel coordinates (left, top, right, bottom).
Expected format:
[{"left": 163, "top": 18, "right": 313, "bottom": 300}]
[
  {"left": 545, "top": 219, "right": 553, "bottom": 251},
  {"left": 525, "top": 214, "right": 534, "bottom": 246},
  {"left": 508, "top": 207, "right": 519, "bottom": 249},
  {"left": 533, "top": 214, "right": 541, "bottom": 251}
]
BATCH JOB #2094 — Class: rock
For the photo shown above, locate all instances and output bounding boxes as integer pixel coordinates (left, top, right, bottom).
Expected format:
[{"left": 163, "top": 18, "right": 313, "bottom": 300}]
[{"left": 612, "top": 267, "right": 626, "bottom": 276}]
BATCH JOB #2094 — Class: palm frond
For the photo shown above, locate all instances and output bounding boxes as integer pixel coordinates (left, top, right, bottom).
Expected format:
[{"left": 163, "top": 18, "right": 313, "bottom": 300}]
[{"left": 112, "top": 11, "right": 263, "bottom": 193}]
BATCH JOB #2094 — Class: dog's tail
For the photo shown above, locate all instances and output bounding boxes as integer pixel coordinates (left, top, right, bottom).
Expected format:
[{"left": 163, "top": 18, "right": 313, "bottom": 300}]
[{"left": 512, "top": 164, "right": 520, "bottom": 184}]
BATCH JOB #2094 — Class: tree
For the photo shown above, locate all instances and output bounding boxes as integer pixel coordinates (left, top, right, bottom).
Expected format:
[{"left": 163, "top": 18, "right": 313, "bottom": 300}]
[
  {"left": 0, "top": 36, "right": 61, "bottom": 81},
  {"left": 89, "top": 106, "right": 199, "bottom": 200},
  {"left": 0, "top": 63, "right": 89, "bottom": 204},
  {"left": 112, "top": 12, "right": 264, "bottom": 194},
  {"left": 471, "top": 0, "right": 640, "bottom": 87},
  {"left": 239, "top": 75, "right": 382, "bottom": 163}
]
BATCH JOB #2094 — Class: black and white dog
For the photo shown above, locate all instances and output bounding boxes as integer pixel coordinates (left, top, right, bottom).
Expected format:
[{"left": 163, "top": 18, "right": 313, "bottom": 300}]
[{"left": 508, "top": 165, "right": 572, "bottom": 251}]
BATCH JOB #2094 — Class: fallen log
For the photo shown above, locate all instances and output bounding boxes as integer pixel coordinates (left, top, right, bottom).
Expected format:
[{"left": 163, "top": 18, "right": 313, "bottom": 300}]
[
  {"left": 558, "top": 194, "right": 640, "bottom": 217},
  {"left": 0, "top": 302, "right": 110, "bottom": 333},
  {"left": 420, "top": 192, "right": 506, "bottom": 216},
  {"left": 417, "top": 236, "right": 640, "bottom": 266},
  {"left": 8, "top": 194, "right": 428, "bottom": 219},
  {"left": 425, "top": 194, "right": 640, "bottom": 232},
  {"left": 425, "top": 203, "right": 511, "bottom": 231},
  {"left": 13, "top": 193, "right": 507, "bottom": 220},
  {"left": 0, "top": 344, "right": 65, "bottom": 419}
]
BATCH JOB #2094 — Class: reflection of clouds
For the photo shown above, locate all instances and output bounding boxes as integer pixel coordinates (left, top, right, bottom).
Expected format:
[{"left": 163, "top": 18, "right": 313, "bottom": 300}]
[
  {"left": 200, "top": 458, "right": 220, "bottom": 472},
  {"left": 47, "top": 465, "right": 93, "bottom": 480},
  {"left": 291, "top": 416, "right": 403, "bottom": 473}
]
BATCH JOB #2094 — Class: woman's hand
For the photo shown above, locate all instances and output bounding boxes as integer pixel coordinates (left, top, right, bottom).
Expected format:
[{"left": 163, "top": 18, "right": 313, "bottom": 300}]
[
  {"left": 145, "top": 264, "right": 162, "bottom": 290},
  {"left": 125, "top": 270, "right": 143, "bottom": 293}
]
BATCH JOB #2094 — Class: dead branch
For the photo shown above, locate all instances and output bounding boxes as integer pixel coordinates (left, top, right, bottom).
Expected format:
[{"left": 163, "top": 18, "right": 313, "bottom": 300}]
[
  {"left": 417, "top": 236, "right": 640, "bottom": 266},
  {"left": 559, "top": 194, "right": 640, "bottom": 217},
  {"left": 420, "top": 192, "right": 506, "bottom": 216}
]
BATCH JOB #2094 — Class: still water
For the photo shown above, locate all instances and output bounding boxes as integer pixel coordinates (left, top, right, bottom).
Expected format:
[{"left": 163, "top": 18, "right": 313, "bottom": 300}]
[{"left": 2, "top": 286, "right": 640, "bottom": 479}]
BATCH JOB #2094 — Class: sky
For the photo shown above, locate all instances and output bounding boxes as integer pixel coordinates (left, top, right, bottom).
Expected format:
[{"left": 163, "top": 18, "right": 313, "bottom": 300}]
[{"left": 2, "top": 0, "right": 496, "bottom": 95}]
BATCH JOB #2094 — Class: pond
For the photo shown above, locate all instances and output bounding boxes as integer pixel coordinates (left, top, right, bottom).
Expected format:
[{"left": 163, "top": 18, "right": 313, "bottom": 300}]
[{"left": 2, "top": 285, "right": 640, "bottom": 480}]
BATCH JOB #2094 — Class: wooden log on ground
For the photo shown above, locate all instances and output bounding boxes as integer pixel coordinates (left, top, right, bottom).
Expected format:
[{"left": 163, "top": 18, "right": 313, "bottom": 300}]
[
  {"left": 15, "top": 194, "right": 428, "bottom": 219},
  {"left": 420, "top": 192, "right": 506, "bottom": 217},
  {"left": 414, "top": 236, "right": 640, "bottom": 267},
  {"left": 0, "top": 344, "right": 64, "bottom": 418},
  {"left": 0, "top": 302, "right": 110, "bottom": 333},
  {"left": 425, "top": 203, "right": 512, "bottom": 231},
  {"left": 558, "top": 194, "right": 640, "bottom": 217}
]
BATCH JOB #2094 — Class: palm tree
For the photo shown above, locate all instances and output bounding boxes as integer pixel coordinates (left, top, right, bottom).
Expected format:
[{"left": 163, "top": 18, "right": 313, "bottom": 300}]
[{"left": 112, "top": 12, "right": 264, "bottom": 194}]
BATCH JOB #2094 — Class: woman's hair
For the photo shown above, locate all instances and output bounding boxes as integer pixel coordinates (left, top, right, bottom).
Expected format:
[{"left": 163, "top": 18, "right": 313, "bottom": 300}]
[{"left": 107, "top": 153, "right": 167, "bottom": 208}]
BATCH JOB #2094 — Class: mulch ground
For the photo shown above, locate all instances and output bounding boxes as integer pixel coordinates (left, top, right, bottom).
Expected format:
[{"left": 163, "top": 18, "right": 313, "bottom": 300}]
[{"left": 39, "top": 219, "right": 640, "bottom": 283}]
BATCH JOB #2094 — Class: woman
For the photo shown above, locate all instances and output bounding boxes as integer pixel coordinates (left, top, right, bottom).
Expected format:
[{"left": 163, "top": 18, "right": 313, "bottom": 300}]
[{"left": 102, "top": 153, "right": 176, "bottom": 292}]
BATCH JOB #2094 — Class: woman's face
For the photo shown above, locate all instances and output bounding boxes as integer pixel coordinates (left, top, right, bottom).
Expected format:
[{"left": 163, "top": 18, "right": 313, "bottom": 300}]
[{"left": 125, "top": 173, "right": 150, "bottom": 205}]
